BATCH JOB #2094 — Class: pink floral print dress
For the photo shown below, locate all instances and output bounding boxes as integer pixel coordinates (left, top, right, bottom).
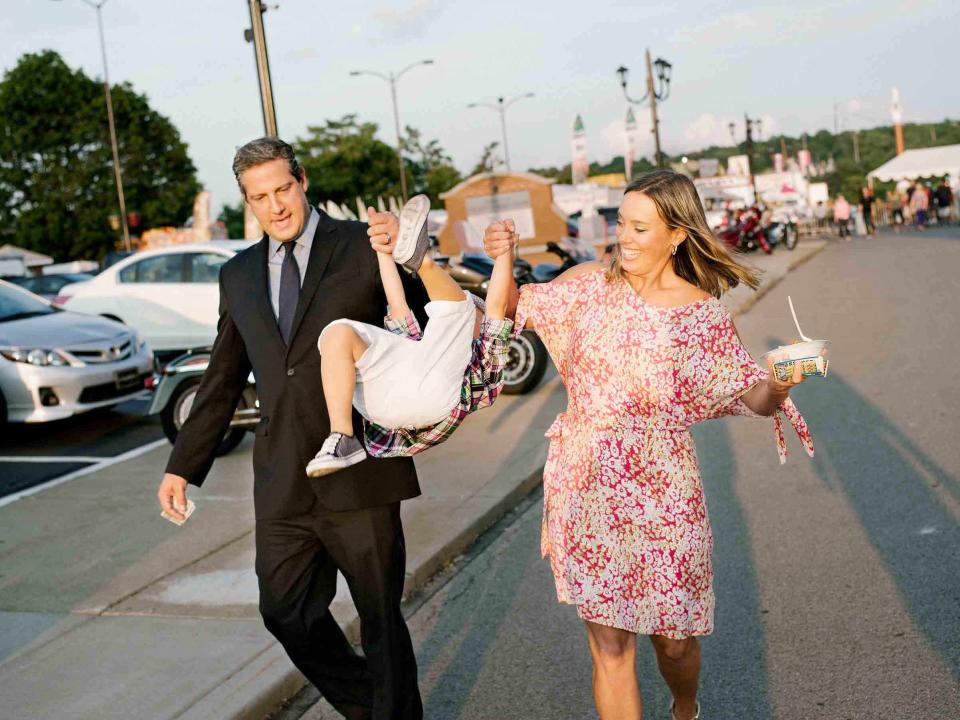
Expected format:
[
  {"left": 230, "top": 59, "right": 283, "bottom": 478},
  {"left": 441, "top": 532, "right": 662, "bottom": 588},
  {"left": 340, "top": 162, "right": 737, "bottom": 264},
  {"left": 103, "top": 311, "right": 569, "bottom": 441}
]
[{"left": 515, "top": 268, "right": 813, "bottom": 638}]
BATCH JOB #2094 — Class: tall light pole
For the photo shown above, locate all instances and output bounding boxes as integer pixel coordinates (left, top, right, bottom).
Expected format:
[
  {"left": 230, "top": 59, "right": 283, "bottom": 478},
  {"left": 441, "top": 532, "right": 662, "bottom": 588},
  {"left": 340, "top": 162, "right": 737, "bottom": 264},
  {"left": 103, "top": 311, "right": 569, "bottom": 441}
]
[
  {"left": 244, "top": 0, "right": 278, "bottom": 136},
  {"left": 617, "top": 50, "right": 672, "bottom": 169},
  {"left": 53, "top": 0, "right": 130, "bottom": 251},
  {"left": 467, "top": 92, "right": 535, "bottom": 172},
  {"left": 744, "top": 114, "right": 762, "bottom": 201},
  {"left": 349, "top": 60, "right": 434, "bottom": 202}
]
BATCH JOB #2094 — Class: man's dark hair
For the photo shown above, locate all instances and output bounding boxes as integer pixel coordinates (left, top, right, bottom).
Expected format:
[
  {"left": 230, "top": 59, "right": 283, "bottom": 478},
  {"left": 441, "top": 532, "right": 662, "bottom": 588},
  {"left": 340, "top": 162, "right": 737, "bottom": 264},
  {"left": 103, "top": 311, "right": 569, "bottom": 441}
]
[{"left": 232, "top": 137, "right": 303, "bottom": 196}]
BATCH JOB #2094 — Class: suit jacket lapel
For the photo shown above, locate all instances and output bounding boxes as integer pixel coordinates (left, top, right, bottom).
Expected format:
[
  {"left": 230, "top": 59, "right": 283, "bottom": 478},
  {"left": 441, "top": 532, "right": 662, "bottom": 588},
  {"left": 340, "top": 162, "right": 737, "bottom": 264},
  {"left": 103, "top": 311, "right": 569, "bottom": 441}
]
[
  {"left": 286, "top": 209, "right": 339, "bottom": 352},
  {"left": 252, "top": 237, "right": 287, "bottom": 352}
]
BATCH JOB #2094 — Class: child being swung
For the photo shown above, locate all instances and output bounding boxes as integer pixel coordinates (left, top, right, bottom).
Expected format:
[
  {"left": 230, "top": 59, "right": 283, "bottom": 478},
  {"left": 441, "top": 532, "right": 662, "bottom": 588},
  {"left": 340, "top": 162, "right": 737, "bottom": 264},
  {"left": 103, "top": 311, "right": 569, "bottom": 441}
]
[{"left": 306, "top": 195, "right": 517, "bottom": 476}]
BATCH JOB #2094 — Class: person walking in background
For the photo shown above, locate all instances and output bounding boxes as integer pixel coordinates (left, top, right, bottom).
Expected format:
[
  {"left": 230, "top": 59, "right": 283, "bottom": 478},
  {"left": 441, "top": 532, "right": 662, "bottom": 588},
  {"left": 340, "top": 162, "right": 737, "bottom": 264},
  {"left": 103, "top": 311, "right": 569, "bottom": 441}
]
[
  {"left": 935, "top": 179, "right": 954, "bottom": 225},
  {"left": 888, "top": 190, "right": 904, "bottom": 234},
  {"left": 911, "top": 183, "right": 930, "bottom": 229},
  {"left": 834, "top": 194, "right": 852, "bottom": 239},
  {"left": 485, "top": 170, "right": 814, "bottom": 720},
  {"left": 860, "top": 187, "right": 876, "bottom": 235},
  {"left": 813, "top": 200, "right": 828, "bottom": 233}
]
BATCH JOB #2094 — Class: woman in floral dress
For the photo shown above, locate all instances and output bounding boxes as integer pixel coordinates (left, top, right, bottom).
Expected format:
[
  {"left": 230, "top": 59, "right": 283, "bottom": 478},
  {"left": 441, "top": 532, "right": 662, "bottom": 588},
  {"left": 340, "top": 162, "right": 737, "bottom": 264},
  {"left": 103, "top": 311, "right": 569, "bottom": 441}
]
[{"left": 484, "top": 170, "right": 814, "bottom": 720}]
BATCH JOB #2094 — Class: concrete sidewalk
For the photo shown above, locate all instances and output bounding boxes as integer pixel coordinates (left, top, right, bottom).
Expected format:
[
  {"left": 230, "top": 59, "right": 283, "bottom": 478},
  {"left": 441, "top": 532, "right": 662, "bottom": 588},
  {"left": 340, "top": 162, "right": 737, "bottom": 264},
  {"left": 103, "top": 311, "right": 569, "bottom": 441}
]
[{"left": 0, "top": 241, "right": 825, "bottom": 720}]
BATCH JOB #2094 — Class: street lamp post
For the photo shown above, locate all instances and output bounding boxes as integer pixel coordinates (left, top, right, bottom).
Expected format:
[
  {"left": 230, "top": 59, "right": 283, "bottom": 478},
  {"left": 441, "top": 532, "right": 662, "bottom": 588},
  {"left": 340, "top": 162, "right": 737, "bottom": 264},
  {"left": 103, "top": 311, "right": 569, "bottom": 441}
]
[
  {"left": 53, "top": 0, "right": 130, "bottom": 251},
  {"left": 349, "top": 60, "right": 434, "bottom": 202},
  {"left": 466, "top": 93, "right": 535, "bottom": 172},
  {"left": 244, "top": 0, "right": 278, "bottom": 136},
  {"left": 616, "top": 49, "right": 672, "bottom": 169}
]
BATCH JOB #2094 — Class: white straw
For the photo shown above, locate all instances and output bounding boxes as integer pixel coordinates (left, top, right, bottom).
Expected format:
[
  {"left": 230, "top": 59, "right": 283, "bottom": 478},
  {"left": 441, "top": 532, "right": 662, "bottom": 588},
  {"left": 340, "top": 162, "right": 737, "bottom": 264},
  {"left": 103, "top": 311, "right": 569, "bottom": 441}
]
[{"left": 787, "top": 295, "right": 813, "bottom": 342}]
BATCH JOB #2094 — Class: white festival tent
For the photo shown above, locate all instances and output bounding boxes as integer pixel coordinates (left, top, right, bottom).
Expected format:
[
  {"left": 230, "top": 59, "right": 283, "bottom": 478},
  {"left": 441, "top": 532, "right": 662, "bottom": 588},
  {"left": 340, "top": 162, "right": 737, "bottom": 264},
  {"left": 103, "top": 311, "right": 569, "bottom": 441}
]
[{"left": 867, "top": 144, "right": 960, "bottom": 183}]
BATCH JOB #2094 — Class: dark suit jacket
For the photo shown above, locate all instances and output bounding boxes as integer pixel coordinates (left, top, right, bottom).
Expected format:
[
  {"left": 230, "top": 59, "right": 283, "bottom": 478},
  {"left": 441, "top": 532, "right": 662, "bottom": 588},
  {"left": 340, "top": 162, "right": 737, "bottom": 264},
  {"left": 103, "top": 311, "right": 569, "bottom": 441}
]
[{"left": 166, "top": 209, "right": 429, "bottom": 519}]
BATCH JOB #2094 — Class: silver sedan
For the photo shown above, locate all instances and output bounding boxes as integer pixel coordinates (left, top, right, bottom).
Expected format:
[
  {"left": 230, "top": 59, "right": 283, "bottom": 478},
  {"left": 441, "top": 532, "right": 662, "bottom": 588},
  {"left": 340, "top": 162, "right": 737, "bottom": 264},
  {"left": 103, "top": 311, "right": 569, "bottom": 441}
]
[{"left": 0, "top": 280, "right": 154, "bottom": 423}]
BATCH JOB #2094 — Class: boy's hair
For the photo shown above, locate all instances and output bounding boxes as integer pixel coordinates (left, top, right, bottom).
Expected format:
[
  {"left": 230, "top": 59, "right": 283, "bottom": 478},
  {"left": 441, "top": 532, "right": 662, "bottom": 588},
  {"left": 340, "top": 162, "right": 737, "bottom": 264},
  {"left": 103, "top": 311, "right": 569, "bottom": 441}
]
[{"left": 232, "top": 137, "right": 303, "bottom": 196}]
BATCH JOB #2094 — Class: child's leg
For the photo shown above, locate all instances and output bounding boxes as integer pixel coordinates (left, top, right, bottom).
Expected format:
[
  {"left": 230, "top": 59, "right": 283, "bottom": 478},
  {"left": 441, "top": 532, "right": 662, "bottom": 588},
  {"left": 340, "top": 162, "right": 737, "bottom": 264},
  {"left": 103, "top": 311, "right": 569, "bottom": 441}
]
[
  {"left": 377, "top": 251, "right": 411, "bottom": 320},
  {"left": 319, "top": 324, "right": 368, "bottom": 436},
  {"left": 416, "top": 255, "right": 468, "bottom": 303},
  {"left": 484, "top": 247, "right": 514, "bottom": 320}
]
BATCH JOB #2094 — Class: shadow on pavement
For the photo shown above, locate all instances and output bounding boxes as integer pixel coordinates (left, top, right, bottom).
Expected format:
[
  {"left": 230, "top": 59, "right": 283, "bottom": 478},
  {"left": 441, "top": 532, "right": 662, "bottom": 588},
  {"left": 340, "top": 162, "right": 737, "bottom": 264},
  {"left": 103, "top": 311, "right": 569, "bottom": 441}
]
[{"left": 799, "top": 369, "right": 960, "bottom": 678}]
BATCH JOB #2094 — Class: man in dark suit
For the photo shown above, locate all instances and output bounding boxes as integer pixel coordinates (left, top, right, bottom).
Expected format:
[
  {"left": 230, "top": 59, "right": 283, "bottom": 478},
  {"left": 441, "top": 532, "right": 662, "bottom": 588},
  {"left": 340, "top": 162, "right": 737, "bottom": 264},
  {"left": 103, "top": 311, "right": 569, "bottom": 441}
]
[{"left": 157, "top": 137, "right": 428, "bottom": 719}]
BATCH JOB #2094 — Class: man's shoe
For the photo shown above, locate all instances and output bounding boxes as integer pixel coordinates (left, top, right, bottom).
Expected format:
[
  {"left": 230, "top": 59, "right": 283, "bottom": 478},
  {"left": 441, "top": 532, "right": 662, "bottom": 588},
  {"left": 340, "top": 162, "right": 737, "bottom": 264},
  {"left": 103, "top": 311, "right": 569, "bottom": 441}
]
[
  {"left": 394, "top": 194, "right": 431, "bottom": 272},
  {"left": 306, "top": 433, "right": 367, "bottom": 478}
]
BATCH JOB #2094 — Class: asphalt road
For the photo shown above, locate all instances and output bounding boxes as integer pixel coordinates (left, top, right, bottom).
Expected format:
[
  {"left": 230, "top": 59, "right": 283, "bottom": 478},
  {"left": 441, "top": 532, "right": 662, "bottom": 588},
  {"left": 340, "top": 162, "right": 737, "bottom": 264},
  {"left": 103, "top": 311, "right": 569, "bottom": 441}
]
[
  {"left": 0, "top": 396, "right": 165, "bottom": 500},
  {"left": 296, "top": 229, "right": 960, "bottom": 720}
]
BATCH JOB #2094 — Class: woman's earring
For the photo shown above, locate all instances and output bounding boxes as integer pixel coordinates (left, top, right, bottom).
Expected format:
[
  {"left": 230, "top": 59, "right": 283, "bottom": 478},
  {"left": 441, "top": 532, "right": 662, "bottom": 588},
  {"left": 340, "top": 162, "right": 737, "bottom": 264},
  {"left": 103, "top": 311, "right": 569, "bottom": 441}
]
[{"left": 671, "top": 244, "right": 678, "bottom": 256}]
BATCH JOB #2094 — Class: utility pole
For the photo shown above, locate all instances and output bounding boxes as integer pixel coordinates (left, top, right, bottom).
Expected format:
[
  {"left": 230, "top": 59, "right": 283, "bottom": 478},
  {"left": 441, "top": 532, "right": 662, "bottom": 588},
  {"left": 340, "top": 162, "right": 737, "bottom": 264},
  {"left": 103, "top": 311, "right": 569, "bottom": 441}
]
[
  {"left": 246, "top": 0, "right": 278, "bottom": 136},
  {"left": 744, "top": 113, "right": 761, "bottom": 202},
  {"left": 853, "top": 130, "right": 861, "bottom": 164},
  {"left": 644, "top": 50, "right": 662, "bottom": 168}
]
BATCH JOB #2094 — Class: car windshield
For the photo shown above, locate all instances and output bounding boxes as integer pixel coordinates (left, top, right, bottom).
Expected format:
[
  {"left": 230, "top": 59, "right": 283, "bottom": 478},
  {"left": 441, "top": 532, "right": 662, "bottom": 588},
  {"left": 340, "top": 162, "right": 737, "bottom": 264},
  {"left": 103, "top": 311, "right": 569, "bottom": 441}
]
[{"left": 0, "top": 284, "right": 57, "bottom": 322}]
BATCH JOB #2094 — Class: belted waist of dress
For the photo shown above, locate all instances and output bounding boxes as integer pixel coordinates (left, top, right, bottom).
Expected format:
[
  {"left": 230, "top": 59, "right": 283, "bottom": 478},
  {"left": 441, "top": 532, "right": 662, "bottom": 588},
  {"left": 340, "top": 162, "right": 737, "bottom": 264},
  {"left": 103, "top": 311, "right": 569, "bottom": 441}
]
[{"left": 544, "top": 412, "right": 690, "bottom": 440}]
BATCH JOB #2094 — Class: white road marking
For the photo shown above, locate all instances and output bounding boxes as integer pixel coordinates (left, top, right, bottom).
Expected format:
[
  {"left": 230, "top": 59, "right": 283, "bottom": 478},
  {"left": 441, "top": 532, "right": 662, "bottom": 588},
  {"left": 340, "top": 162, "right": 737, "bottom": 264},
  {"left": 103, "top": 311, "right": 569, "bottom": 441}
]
[
  {"left": 0, "top": 438, "right": 169, "bottom": 508},
  {"left": 0, "top": 456, "right": 105, "bottom": 463}
]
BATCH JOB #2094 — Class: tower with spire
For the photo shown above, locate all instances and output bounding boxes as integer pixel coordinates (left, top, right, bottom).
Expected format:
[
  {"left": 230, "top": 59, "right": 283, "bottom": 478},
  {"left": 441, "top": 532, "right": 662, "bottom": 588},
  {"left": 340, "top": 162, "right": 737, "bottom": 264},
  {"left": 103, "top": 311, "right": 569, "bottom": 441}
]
[{"left": 571, "top": 114, "right": 589, "bottom": 185}]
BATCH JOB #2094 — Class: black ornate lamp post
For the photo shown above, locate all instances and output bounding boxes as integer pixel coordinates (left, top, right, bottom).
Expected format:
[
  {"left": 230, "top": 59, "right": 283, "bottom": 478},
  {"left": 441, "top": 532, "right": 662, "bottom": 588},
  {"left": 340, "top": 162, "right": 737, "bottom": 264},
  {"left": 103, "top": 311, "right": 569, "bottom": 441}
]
[{"left": 616, "top": 50, "right": 672, "bottom": 168}]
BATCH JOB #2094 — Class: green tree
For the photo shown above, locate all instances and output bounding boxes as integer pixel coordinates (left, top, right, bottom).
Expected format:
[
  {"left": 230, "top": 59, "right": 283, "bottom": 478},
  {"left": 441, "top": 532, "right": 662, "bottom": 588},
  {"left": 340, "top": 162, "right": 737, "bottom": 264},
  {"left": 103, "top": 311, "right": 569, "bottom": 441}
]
[
  {"left": 0, "top": 51, "right": 200, "bottom": 261},
  {"left": 218, "top": 201, "right": 245, "bottom": 239},
  {"left": 295, "top": 115, "right": 402, "bottom": 207},
  {"left": 470, "top": 141, "right": 501, "bottom": 176},
  {"left": 402, "top": 125, "right": 462, "bottom": 206}
]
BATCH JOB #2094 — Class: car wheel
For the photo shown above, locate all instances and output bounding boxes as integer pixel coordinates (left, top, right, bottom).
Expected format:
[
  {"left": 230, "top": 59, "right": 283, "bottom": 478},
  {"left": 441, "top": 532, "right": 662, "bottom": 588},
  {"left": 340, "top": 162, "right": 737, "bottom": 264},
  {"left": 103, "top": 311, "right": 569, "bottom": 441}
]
[
  {"left": 502, "top": 330, "right": 548, "bottom": 395},
  {"left": 161, "top": 378, "right": 248, "bottom": 456},
  {"left": 0, "top": 390, "right": 7, "bottom": 427}
]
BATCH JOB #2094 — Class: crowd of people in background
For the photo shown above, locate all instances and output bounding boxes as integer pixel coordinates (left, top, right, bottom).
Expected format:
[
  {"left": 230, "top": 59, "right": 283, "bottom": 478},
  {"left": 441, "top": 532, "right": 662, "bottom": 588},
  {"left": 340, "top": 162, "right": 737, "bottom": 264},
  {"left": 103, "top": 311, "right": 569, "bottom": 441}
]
[{"left": 825, "top": 179, "right": 954, "bottom": 238}]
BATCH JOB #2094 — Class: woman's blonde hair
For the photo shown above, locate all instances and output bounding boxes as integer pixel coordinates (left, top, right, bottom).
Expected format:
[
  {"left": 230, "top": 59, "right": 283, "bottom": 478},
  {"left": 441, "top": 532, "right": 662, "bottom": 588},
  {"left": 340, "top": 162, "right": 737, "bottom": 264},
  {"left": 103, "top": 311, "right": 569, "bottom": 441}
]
[{"left": 606, "top": 169, "right": 760, "bottom": 297}]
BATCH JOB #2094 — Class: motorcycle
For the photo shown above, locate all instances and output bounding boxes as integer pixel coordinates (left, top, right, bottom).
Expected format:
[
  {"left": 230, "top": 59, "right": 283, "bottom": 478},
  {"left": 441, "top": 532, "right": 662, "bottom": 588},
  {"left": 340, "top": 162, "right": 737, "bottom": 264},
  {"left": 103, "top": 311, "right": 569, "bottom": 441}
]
[
  {"left": 146, "top": 349, "right": 258, "bottom": 455},
  {"left": 764, "top": 208, "right": 799, "bottom": 251},
  {"left": 440, "top": 237, "right": 595, "bottom": 394},
  {"left": 715, "top": 206, "right": 772, "bottom": 254}
]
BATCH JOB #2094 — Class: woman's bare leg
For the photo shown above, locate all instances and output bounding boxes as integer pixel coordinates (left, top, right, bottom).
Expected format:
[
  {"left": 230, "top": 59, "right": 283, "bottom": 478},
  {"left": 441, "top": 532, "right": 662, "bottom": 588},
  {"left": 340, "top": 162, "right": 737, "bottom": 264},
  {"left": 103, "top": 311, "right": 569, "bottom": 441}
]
[
  {"left": 585, "top": 621, "right": 643, "bottom": 719},
  {"left": 319, "top": 324, "right": 368, "bottom": 436},
  {"left": 649, "top": 635, "right": 700, "bottom": 720}
]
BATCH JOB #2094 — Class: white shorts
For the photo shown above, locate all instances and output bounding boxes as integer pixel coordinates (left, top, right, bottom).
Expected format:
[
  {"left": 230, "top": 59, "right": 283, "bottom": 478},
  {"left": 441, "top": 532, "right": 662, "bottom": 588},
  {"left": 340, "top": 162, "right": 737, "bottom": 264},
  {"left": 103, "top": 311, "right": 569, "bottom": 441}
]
[{"left": 318, "top": 294, "right": 478, "bottom": 430}]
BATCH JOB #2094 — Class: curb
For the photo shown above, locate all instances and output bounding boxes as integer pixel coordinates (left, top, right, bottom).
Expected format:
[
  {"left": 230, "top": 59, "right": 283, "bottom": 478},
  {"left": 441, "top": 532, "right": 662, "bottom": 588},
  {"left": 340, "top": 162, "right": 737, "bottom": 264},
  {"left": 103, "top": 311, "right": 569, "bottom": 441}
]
[
  {"left": 199, "top": 242, "right": 829, "bottom": 720},
  {"left": 184, "top": 467, "right": 547, "bottom": 720}
]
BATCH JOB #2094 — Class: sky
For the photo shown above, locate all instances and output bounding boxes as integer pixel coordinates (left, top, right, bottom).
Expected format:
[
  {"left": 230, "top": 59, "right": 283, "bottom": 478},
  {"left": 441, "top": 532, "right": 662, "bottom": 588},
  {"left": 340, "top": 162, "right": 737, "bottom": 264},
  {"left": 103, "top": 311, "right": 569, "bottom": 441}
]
[{"left": 5, "top": 0, "right": 957, "bottom": 215}]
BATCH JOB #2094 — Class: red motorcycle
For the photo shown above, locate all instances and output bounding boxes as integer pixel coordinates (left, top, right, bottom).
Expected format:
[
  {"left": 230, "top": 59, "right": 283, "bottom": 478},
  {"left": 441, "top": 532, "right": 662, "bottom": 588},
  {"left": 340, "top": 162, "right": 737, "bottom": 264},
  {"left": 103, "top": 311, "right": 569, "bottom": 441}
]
[{"left": 715, "top": 206, "right": 772, "bottom": 254}]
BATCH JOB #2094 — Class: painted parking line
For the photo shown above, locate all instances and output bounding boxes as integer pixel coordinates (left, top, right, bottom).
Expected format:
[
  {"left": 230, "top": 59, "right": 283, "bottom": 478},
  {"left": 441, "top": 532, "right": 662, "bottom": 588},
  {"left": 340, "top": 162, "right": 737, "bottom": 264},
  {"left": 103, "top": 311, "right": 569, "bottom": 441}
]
[
  {"left": 0, "top": 438, "right": 169, "bottom": 509},
  {"left": 0, "top": 456, "right": 107, "bottom": 463}
]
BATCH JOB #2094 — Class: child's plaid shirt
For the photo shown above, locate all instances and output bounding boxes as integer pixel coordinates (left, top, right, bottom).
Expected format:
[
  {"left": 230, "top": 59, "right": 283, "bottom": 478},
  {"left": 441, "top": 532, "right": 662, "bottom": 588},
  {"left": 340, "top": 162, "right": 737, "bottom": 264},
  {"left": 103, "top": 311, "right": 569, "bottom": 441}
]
[{"left": 363, "top": 311, "right": 515, "bottom": 457}]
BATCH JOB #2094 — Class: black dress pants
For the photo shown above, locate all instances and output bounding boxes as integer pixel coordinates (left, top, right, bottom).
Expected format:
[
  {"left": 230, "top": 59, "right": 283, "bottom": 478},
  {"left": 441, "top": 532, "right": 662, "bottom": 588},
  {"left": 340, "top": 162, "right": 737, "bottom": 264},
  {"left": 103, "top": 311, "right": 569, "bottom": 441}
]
[{"left": 255, "top": 502, "right": 422, "bottom": 720}]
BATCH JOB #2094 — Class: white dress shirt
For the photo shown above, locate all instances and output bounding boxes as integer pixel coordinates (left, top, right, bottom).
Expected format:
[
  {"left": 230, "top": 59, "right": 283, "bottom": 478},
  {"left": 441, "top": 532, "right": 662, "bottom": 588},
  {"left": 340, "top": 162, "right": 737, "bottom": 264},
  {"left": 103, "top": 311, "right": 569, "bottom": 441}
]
[{"left": 267, "top": 207, "right": 319, "bottom": 319}]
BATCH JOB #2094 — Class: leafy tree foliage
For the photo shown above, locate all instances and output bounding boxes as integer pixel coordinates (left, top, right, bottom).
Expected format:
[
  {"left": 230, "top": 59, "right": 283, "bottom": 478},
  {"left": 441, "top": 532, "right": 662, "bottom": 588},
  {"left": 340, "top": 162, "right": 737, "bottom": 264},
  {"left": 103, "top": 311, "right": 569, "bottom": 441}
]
[
  {"left": 0, "top": 51, "right": 200, "bottom": 261},
  {"left": 217, "top": 201, "right": 245, "bottom": 239}
]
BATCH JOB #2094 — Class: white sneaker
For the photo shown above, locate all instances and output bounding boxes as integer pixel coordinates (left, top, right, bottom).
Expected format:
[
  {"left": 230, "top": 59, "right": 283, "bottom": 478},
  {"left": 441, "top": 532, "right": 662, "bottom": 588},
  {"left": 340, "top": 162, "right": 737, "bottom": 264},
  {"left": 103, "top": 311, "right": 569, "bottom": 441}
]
[
  {"left": 306, "top": 433, "right": 367, "bottom": 478},
  {"left": 394, "top": 194, "right": 431, "bottom": 272}
]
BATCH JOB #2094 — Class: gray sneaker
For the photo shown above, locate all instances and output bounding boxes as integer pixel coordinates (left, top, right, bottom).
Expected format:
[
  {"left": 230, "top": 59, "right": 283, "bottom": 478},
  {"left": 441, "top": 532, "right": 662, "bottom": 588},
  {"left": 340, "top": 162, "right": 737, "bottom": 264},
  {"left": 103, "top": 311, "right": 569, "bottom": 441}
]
[
  {"left": 394, "top": 194, "right": 431, "bottom": 272},
  {"left": 306, "top": 433, "right": 367, "bottom": 478}
]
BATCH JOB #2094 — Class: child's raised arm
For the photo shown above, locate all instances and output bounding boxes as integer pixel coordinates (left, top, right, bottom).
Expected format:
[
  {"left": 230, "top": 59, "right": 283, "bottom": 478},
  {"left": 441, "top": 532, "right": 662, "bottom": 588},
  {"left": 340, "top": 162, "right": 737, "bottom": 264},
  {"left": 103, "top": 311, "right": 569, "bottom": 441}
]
[{"left": 367, "top": 207, "right": 410, "bottom": 320}]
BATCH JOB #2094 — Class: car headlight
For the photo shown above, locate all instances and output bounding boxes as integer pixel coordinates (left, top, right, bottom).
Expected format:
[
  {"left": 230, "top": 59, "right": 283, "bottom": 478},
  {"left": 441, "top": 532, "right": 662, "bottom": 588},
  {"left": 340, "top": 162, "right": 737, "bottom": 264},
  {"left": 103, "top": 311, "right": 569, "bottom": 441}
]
[{"left": 0, "top": 348, "right": 70, "bottom": 366}]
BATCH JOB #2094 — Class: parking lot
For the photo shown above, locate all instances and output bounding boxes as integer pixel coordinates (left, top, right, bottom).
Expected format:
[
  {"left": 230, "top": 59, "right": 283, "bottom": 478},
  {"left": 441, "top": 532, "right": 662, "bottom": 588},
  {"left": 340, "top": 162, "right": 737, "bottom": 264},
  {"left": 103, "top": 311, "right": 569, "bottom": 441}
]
[{"left": 0, "top": 395, "right": 166, "bottom": 504}]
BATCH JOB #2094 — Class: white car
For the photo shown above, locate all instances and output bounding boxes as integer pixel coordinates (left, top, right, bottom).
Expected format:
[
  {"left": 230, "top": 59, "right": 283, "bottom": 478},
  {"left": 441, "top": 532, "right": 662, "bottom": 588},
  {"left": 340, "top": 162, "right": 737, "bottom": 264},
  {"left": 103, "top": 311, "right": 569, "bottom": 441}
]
[{"left": 56, "top": 242, "right": 254, "bottom": 353}]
